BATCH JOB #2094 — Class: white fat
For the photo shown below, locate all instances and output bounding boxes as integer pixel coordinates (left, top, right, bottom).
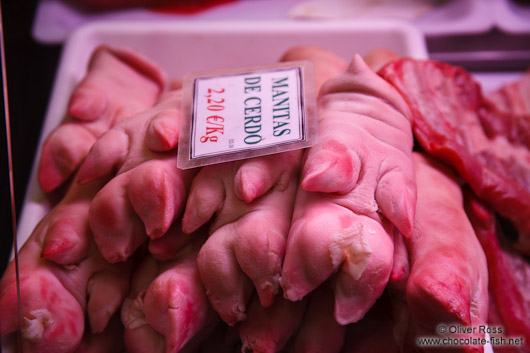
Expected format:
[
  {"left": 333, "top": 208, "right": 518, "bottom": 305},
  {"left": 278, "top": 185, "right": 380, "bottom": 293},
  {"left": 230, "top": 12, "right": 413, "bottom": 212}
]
[
  {"left": 329, "top": 223, "right": 372, "bottom": 280},
  {"left": 121, "top": 296, "right": 148, "bottom": 329},
  {"left": 22, "top": 308, "right": 54, "bottom": 342}
]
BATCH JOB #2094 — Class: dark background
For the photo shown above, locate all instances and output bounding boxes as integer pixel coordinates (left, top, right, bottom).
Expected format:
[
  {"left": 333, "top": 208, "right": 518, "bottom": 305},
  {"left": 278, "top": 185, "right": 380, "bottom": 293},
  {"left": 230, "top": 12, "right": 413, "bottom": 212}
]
[{"left": 1, "top": 1, "right": 61, "bottom": 274}]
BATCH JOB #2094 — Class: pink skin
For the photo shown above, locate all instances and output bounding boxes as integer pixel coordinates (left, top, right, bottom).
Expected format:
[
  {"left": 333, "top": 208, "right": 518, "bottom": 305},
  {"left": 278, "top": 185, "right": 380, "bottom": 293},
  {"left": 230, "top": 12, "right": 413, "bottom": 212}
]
[
  {"left": 239, "top": 294, "right": 308, "bottom": 353},
  {"left": 121, "top": 252, "right": 165, "bottom": 353},
  {"left": 0, "top": 179, "right": 134, "bottom": 353},
  {"left": 289, "top": 282, "right": 346, "bottom": 353},
  {"left": 281, "top": 54, "right": 416, "bottom": 325},
  {"left": 184, "top": 151, "right": 301, "bottom": 325},
  {"left": 406, "top": 153, "right": 488, "bottom": 353},
  {"left": 148, "top": 221, "right": 197, "bottom": 262},
  {"left": 278, "top": 45, "right": 348, "bottom": 91},
  {"left": 362, "top": 48, "right": 400, "bottom": 73},
  {"left": 121, "top": 233, "right": 218, "bottom": 353},
  {"left": 388, "top": 228, "right": 410, "bottom": 293},
  {"left": 38, "top": 44, "right": 165, "bottom": 193},
  {"left": 182, "top": 46, "right": 347, "bottom": 326},
  {"left": 75, "top": 90, "right": 196, "bottom": 263}
]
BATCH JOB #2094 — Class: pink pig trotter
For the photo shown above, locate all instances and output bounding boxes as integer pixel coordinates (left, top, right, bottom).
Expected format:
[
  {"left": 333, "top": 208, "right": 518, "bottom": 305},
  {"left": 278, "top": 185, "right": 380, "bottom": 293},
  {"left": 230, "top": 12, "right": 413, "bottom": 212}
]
[
  {"left": 38, "top": 45, "right": 166, "bottom": 193},
  {"left": 405, "top": 153, "right": 489, "bottom": 353},
  {"left": 78, "top": 90, "right": 196, "bottom": 263},
  {"left": 239, "top": 293, "right": 308, "bottom": 353},
  {"left": 182, "top": 46, "right": 348, "bottom": 326},
  {"left": 121, "top": 232, "right": 217, "bottom": 353},
  {"left": 0, "top": 178, "right": 135, "bottom": 353},
  {"left": 281, "top": 54, "right": 416, "bottom": 325}
]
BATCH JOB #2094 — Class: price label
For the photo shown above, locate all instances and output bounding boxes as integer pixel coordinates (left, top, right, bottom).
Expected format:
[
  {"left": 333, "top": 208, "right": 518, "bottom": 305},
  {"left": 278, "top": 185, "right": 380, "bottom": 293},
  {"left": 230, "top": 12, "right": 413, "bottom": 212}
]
[{"left": 178, "top": 61, "right": 317, "bottom": 169}]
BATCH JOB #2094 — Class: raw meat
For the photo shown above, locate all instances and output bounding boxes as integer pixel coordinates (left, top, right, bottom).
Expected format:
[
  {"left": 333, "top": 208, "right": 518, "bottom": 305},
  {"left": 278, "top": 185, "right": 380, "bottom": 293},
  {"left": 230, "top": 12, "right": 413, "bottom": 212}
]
[
  {"left": 364, "top": 48, "right": 411, "bottom": 295},
  {"left": 406, "top": 153, "right": 488, "bottom": 352},
  {"left": 0, "top": 178, "right": 134, "bottom": 353},
  {"left": 278, "top": 45, "right": 348, "bottom": 91},
  {"left": 378, "top": 58, "right": 530, "bottom": 254},
  {"left": 76, "top": 89, "right": 196, "bottom": 263},
  {"left": 38, "top": 45, "right": 165, "bottom": 193},
  {"left": 281, "top": 54, "right": 416, "bottom": 325},
  {"left": 183, "top": 150, "right": 301, "bottom": 325},
  {"left": 464, "top": 188, "right": 530, "bottom": 353},
  {"left": 485, "top": 68, "right": 530, "bottom": 116},
  {"left": 482, "top": 68, "right": 530, "bottom": 149},
  {"left": 388, "top": 228, "right": 410, "bottom": 293},
  {"left": 182, "top": 46, "right": 348, "bottom": 325},
  {"left": 121, "top": 232, "right": 218, "bottom": 353},
  {"left": 238, "top": 294, "right": 307, "bottom": 353}
]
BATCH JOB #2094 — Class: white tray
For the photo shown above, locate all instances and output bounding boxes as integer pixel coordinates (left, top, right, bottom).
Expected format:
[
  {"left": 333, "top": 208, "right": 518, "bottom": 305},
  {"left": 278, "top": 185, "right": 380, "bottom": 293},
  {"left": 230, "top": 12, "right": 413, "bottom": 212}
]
[
  {"left": 16, "top": 19, "right": 428, "bottom": 254},
  {"left": 4, "top": 20, "right": 427, "bottom": 352},
  {"left": 492, "top": 0, "right": 530, "bottom": 34}
]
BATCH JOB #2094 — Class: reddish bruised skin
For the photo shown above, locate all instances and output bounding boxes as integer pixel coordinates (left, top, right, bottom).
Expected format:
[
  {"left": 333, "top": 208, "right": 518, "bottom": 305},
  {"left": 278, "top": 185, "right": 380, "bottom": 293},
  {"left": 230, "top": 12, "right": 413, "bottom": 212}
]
[
  {"left": 281, "top": 54, "right": 416, "bottom": 325},
  {"left": 406, "top": 153, "right": 488, "bottom": 353},
  {"left": 290, "top": 282, "right": 346, "bottom": 353},
  {"left": 182, "top": 46, "right": 347, "bottom": 326},
  {"left": 464, "top": 190, "right": 530, "bottom": 352},
  {"left": 122, "top": 235, "right": 218, "bottom": 353},
  {"left": 78, "top": 90, "right": 196, "bottom": 263},
  {"left": 239, "top": 294, "right": 308, "bottom": 353},
  {"left": 379, "top": 59, "right": 530, "bottom": 254},
  {"left": 0, "top": 180, "right": 134, "bottom": 353},
  {"left": 38, "top": 44, "right": 165, "bottom": 193}
]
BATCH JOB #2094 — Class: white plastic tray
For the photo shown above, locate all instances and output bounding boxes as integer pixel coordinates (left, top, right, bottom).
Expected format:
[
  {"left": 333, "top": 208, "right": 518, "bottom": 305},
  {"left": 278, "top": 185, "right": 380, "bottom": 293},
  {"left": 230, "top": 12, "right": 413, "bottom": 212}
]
[
  {"left": 413, "top": 0, "right": 494, "bottom": 36},
  {"left": 492, "top": 0, "right": 530, "bottom": 34},
  {"left": 17, "top": 19, "right": 428, "bottom": 251}
]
